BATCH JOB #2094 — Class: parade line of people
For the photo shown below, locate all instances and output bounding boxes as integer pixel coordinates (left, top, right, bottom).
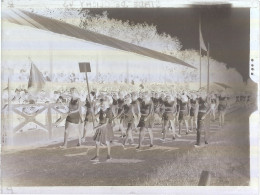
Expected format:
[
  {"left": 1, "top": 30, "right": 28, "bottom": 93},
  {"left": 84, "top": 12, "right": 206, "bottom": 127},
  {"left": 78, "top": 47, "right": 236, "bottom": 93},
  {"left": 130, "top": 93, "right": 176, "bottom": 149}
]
[{"left": 57, "top": 87, "right": 251, "bottom": 162}]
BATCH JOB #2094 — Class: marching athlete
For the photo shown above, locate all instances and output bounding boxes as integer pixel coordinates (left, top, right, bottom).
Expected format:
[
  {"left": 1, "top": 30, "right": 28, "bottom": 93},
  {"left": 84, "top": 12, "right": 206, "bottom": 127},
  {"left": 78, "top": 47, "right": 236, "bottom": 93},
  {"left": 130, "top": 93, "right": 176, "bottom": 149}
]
[
  {"left": 178, "top": 93, "right": 190, "bottom": 135},
  {"left": 60, "top": 87, "right": 83, "bottom": 148},
  {"left": 195, "top": 91, "right": 211, "bottom": 146},
  {"left": 218, "top": 91, "right": 228, "bottom": 128},
  {"left": 189, "top": 93, "right": 199, "bottom": 132},
  {"left": 161, "top": 94, "right": 179, "bottom": 141},
  {"left": 137, "top": 93, "right": 154, "bottom": 149},
  {"left": 91, "top": 102, "right": 112, "bottom": 162}
]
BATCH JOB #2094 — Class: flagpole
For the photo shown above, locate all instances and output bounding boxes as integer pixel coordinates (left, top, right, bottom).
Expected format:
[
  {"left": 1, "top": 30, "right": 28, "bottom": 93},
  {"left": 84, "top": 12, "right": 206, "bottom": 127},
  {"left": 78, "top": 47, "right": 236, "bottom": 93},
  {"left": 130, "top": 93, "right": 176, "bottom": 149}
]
[
  {"left": 207, "top": 42, "right": 210, "bottom": 93},
  {"left": 199, "top": 15, "right": 202, "bottom": 89},
  {"left": 85, "top": 72, "right": 95, "bottom": 128}
]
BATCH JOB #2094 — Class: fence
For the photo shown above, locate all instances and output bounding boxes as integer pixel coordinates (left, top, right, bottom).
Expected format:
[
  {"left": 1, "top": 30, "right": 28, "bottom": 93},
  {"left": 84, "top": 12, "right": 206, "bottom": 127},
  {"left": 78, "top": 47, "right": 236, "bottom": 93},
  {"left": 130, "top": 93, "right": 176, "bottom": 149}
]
[{"left": 2, "top": 102, "right": 86, "bottom": 146}]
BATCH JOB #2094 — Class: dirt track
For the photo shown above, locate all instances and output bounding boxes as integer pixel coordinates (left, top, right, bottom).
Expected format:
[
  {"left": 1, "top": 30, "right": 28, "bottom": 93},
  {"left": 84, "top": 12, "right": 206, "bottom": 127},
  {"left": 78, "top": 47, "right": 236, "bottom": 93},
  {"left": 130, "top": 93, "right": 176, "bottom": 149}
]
[{"left": 2, "top": 105, "right": 252, "bottom": 186}]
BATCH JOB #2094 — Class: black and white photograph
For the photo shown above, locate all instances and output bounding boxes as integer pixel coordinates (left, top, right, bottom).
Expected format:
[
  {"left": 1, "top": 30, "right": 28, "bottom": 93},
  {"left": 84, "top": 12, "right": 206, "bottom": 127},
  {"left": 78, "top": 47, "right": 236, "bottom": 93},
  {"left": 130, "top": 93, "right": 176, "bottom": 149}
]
[{"left": 1, "top": 0, "right": 259, "bottom": 193}]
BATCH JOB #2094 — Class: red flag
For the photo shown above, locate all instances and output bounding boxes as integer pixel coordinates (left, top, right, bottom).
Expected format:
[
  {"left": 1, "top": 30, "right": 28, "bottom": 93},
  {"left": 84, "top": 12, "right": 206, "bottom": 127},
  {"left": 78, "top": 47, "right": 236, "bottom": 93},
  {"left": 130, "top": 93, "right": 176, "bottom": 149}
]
[
  {"left": 199, "top": 19, "right": 208, "bottom": 52},
  {"left": 28, "top": 60, "right": 46, "bottom": 94}
]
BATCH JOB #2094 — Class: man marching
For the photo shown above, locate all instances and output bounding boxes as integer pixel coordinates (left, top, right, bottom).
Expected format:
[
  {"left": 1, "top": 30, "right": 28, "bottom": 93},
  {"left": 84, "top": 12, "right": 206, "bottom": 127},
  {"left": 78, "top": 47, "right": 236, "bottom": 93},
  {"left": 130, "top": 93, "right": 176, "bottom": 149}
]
[{"left": 195, "top": 91, "right": 211, "bottom": 147}]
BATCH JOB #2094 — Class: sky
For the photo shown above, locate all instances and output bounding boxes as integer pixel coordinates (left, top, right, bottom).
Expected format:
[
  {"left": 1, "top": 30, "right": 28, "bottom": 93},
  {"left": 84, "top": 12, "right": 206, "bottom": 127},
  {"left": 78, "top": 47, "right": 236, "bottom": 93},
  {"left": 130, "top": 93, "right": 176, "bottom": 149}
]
[{"left": 87, "top": 7, "right": 250, "bottom": 81}]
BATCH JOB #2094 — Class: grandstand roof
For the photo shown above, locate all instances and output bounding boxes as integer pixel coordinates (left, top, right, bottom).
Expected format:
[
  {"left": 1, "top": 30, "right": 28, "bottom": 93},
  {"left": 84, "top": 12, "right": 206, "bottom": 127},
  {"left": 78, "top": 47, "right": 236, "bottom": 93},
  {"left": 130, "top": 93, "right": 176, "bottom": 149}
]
[{"left": 2, "top": 8, "right": 195, "bottom": 69}]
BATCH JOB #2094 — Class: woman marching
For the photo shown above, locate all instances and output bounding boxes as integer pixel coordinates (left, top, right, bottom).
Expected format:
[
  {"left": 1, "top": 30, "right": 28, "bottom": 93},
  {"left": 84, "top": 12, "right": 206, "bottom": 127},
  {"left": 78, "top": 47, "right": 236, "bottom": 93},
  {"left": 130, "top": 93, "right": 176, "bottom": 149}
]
[
  {"left": 105, "top": 95, "right": 115, "bottom": 144},
  {"left": 117, "top": 91, "right": 126, "bottom": 137},
  {"left": 137, "top": 93, "right": 154, "bottom": 149},
  {"left": 218, "top": 91, "right": 228, "bottom": 128},
  {"left": 81, "top": 92, "right": 96, "bottom": 143},
  {"left": 60, "top": 87, "right": 83, "bottom": 148},
  {"left": 178, "top": 93, "right": 191, "bottom": 135},
  {"left": 152, "top": 92, "right": 163, "bottom": 127},
  {"left": 161, "top": 94, "right": 179, "bottom": 141},
  {"left": 131, "top": 92, "right": 141, "bottom": 132},
  {"left": 209, "top": 93, "right": 218, "bottom": 121},
  {"left": 118, "top": 97, "right": 137, "bottom": 147},
  {"left": 91, "top": 101, "right": 112, "bottom": 162},
  {"left": 189, "top": 93, "right": 199, "bottom": 132}
]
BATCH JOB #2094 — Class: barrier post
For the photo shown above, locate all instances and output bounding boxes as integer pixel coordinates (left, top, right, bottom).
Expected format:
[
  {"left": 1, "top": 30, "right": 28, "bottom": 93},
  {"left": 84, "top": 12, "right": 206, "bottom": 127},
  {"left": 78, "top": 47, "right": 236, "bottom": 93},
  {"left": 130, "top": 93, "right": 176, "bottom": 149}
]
[
  {"left": 6, "top": 81, "right": 13, "bottom": 146},
  {"left": 47, "top": 104, "right": 52, "bottom": 139},
  {"left": 198, "top": 170, "right": 211, "bottom": 186}
]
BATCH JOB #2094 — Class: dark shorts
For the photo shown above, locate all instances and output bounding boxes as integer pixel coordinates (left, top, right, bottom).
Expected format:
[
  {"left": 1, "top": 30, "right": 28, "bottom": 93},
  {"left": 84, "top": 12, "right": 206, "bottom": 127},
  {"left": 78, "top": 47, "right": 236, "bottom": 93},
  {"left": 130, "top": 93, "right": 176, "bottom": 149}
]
[
  {"left": 122, "top": 116, "right": 135, "bottom": 128},
  {"left": 178, "top": 110, "right": 189, "bottom": 121},
  {"left": 85, "top": 112, "right": 94, "bottom": 122},
  {"left": 66, "top": 112, "right": 82, "bottom": 124},
  {"left": 218, "top": 104, "right": 227, "bottom": 112},
  {"left": 197, "top": 112, "right": 206, "bottom": 121},
  {"left": 190, "top": 108, "right": 195, "bottom": 117},
  {"left": 138, "top": 115, "right": 153, "bottom": 128},
  {"left": 162, "top": 112, "right": 175, "bottom": 121}
]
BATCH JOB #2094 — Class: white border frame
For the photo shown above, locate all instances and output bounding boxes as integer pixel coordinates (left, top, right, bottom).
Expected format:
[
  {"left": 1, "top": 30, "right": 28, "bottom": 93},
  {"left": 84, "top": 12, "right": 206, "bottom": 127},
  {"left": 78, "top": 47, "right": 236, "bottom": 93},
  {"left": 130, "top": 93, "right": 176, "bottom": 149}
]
[{"left": 1, "top": 0, "right": 259, "bottom": 194}]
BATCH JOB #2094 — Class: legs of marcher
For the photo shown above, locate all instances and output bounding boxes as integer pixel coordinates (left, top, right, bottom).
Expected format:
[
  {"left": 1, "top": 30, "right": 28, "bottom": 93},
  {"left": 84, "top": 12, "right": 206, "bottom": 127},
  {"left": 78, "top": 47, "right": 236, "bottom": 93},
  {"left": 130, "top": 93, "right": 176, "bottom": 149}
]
[
  {"left": 162, "top": 120, "right": 168, "bottom": 140},
  {"left": 219, "top": 112, "right": 222, "bottom": 127},
  {"left": 77, "top": 123, "right": 82, "bottom": 146},
  {"left": 123, "top": 124, "right": 133, "bottom": 146},
  {"left": 170, "top": 119, "right": 176, "bottom": 138},
  {"left": 119, "top": 121, "right": 126, "bottom": 137},
  {"left": 91, "top": 141, "right": 100, "bottom": 161},
  {"left": 137, "top": 127, "right": 145, "bottom": 148},
  {"left": 184, "top": 119, "right": 189, "bottom": 133},
  {"left": 190, "top": 117, "right": 194, "bottom": 131},
  {"left": 147, "top": 128, "right": 153, "bottom": 147},
  {"left": 96, "top": 141, "right": 100, "bottom": 157},
  {"left": 212, "top": 108, "right": 216, "bottom": 121},
  {"left": 61, "top": 121, "right": 70, "bottom": 147},
  {"left": 106, "top": 141, "right": 111, "bottom": 159},
  {"left": 179, "top": 120, "right": 182, "bottom": 134},
  {"left": 219, "top": 111, "right": 225, "bottom": 127}
]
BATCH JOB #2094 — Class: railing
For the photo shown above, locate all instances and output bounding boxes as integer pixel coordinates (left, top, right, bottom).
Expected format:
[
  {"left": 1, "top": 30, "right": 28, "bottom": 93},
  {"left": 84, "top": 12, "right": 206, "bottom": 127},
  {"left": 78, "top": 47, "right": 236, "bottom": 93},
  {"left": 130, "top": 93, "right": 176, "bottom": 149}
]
[{"left": 1, "top": 102, "right": 86, "bottom": 146}]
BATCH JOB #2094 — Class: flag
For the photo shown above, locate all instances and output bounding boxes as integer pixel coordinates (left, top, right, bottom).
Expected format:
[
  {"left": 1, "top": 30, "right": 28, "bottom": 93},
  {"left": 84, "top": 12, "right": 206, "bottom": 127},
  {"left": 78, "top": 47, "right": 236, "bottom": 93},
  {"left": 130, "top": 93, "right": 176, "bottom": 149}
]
[
  {"left": 199, "top": 19, "right": 208, "bottom": 52},
  {"left": 28, "top": 60, "right": 46, "bottom": 94}
]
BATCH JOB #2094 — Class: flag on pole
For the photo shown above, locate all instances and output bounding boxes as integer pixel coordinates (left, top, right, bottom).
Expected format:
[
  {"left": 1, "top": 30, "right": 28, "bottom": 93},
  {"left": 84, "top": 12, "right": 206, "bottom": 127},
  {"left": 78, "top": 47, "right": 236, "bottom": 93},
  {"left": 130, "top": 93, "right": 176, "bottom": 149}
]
[
  {"left": 199, "top": 19, "right": 208, "bottom": 52},
  {"left": 28, "top": 58, "right": 46, "bottom": 94}
]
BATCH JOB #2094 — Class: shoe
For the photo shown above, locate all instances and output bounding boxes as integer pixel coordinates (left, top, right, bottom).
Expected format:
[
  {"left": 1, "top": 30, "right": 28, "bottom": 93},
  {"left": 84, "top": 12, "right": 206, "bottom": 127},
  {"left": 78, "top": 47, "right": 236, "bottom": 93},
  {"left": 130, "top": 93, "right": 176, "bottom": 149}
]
[
  {"left": 185, "top": 132, "right": 189, "bottom": 135},
  {"left": 194, "top": 144, "right": 201, "bottom": 148},
  {"left": 59, "top": 145, "right": 67, "bottom": 149},
  {"left": 91, "top": 156, "right": 99, "bottom": 161},
  {"left": 107, "top": 155, "right": 112, "bottom": 160},
  {"left": 205, "top": 141, "right": 208, "bottom": 144},
  {"left": 77, "top": 143, "right": 81, "bottom": 147},
  {"left": 160, "top": 138, "right": 165, "bottom": 142},
  {"left": 172, "top": 136, "right": 176, "bottom": 140},
  {"left": 136, "top": 146, "right": 141, "bottom": 149},
  {"left": 176, "top": 134, "right": 181, "bottom": 138},
  {"left": 150, "top": 144, "right": 153, "bottom": 148}
]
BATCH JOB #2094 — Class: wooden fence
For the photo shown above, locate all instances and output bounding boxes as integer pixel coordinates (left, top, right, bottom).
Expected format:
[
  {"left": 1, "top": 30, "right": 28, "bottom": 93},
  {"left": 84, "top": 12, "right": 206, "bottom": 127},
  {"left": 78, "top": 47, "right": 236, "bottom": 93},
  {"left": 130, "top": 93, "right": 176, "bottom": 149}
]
[{"left": 2, "top": 102, "right": 86, "bottom": 146}]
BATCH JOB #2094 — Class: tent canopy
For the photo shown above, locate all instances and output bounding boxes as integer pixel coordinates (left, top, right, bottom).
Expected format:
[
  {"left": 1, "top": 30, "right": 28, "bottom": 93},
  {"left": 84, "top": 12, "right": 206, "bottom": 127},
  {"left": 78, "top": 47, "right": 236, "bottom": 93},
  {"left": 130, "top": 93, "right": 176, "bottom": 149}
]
[{"left": 2, "top": 8, "right": 195, "bottom": 69}]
